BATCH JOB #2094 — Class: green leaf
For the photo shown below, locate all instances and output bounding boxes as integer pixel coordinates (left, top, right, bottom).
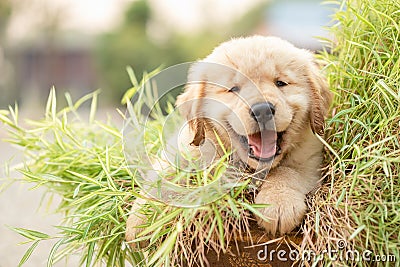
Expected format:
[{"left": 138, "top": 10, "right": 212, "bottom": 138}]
[
  {"left": 47, "top": 239, "right": 64, "bottom": 267},
  {"left": 239, "top": 202, "right": 270, "bottom": 222},
  {"left": 89, "top": 90, "right": 99, "bottom": 124},
  {"left": 349, "top": 225, "right": 366, "bottom": 240},
  {"left": 10, "top": 227, "right": 50, "bottom": 241},
  {"left": 147, "top": 225, "right": 179, "bottom": 266},
  {"left": 86, "top": 241, "right": 96, "bottom": 267},
  {"left": 18, "top": 240, "right": 40, "bottom": 267},
  {"left": 212, "top": 205, "right": 225, "bottom": 250},
  {"left": 138, "top": 208, "right": 182, "bottom": 237}
]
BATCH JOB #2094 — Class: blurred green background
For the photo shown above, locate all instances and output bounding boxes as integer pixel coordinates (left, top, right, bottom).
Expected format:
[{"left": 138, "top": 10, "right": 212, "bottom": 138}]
[{"left": 0, "top": 0, "right": 331, "bottom": 108}]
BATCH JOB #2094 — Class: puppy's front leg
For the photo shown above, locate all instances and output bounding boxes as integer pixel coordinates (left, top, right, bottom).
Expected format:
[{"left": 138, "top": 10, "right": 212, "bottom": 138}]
[
  {"left": 255, "top": 166, "right": 318, "bottom": 235},
  {"left": 125, "top": 197, "right": 147, "bottom": 248}
]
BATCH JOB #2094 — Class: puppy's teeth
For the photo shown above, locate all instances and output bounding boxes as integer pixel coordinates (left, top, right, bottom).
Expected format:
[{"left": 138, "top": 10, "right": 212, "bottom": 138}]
[{"left": 276, "top": 146, "right": 282, "bottom": 155}]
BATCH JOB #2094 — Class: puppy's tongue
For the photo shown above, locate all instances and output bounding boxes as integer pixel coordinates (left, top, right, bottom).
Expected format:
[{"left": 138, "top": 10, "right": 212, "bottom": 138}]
[{"left": 248, "top": 130, "right": 277, "bottom": 159}]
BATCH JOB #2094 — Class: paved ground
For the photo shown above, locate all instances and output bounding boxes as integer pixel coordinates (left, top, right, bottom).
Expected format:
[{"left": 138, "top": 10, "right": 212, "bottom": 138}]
[
  {"left": 0, "top": 123, "right": 81, "bottom": 266},
  {"left": 0, "top": 109, "right": 123, "bottom": 266}
]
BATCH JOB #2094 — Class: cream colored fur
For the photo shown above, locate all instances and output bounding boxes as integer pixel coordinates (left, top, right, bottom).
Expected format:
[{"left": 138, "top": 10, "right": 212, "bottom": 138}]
[{"left": 126, "top": 35, "right": 332, "bottom": 243}]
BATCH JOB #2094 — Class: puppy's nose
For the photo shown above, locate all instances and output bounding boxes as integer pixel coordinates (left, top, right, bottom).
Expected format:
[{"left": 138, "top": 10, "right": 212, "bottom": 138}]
[{"left": 250, "top": 102, "right": 275, "bottom": 123}]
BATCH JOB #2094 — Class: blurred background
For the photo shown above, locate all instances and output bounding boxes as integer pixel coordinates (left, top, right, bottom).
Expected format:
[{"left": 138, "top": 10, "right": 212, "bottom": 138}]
[
  {"left": 0, "top": 0, "right": 332, "bottom": 265},
  {"left": 0, "top": 0, "right": 333, "bottom": 109}
]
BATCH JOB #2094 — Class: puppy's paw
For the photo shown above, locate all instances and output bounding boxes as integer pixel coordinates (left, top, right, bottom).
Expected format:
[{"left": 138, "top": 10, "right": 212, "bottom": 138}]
[
  {"left": 254, "top": 187, "right": 306, "bottom": 235},
  {"left": 125, "top": 198, "right": 148, "bottom": 248},
  {"left": 126, "top": 213, "right": 146, "bottom": 242}
]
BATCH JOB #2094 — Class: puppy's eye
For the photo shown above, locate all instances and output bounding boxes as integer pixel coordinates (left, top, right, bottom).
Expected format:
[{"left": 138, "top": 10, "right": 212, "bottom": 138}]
[
  {"left": 275, "top": 80, "right": 288, "bottom": 87},
  {"left": 228, "top": 86, "right": 240, "bottom": 92}
]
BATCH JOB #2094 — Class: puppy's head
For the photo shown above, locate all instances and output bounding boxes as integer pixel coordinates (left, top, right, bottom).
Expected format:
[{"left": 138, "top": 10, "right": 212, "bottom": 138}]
[{"left": 176, "top": 36, "right": 332, "bottom": 171}]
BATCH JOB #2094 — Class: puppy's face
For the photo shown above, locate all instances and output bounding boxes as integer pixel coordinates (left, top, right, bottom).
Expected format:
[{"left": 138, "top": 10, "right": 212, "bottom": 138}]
[{"left": 176, "top": 36, "right": 331, "bottom": 171}]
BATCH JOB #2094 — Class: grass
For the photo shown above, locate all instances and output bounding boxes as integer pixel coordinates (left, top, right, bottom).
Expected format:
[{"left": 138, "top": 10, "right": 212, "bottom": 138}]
[
  {"left": 0, "top": 73, "right": 262, "bottom": 266},
  {"left": 1, "top": 0, "right": 399, "bottom": 266},
  {"left": 1, "top": 89, "right": 138, "bottom": 266},
  {"left": 300, "top": 0, "right": 400, "bottom": 266}
]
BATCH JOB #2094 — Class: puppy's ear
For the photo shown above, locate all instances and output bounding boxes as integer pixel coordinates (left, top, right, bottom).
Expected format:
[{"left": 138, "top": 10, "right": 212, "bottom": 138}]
[
  {"left": 307, "top": 61, "right": 333, "bottom": 136},
  {"left": 175, "top": 81, "right": 206, "bottom": 146}
]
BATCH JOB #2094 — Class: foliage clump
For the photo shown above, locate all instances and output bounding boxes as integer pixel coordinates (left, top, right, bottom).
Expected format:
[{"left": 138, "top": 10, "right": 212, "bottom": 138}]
[
  {"left": 1, "top": 73, "right": 261, "bottom": 266},
  {"left": 301, "top": 0, "right": 400, "bottom": 265}
]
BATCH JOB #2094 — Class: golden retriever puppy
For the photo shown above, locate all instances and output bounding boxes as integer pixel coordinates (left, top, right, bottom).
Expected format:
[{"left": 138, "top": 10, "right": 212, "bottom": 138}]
[{"left": 126, "top": 35, "right": 332, "bottom": 241}]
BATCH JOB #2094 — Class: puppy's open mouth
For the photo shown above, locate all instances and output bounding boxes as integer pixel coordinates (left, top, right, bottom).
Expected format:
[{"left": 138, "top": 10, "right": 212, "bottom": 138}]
[{"left": 240, "top": 130, "right": 283, "bottom": 162}]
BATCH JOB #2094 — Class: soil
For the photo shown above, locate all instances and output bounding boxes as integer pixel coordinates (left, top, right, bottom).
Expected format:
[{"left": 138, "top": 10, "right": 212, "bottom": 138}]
[{"left": 205, "top": 222, "right": 303, "bottom": 267}]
